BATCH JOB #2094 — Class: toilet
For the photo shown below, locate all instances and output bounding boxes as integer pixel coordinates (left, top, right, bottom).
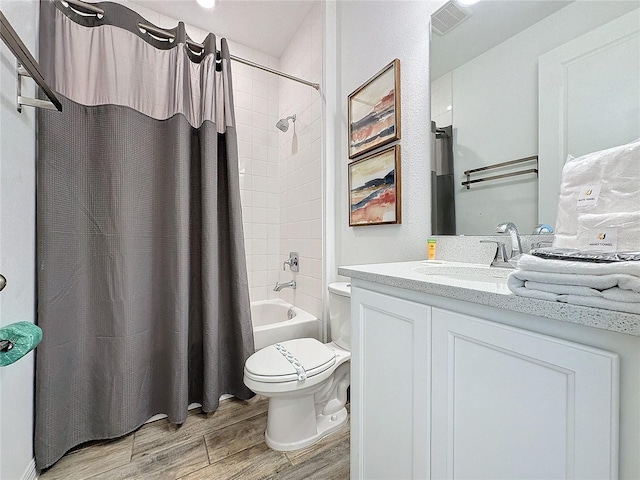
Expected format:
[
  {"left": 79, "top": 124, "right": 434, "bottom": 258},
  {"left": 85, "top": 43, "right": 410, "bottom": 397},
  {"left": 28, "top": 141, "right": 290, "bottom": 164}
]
[{"left": 243, "top": 282, "right": 351, "bottom": 451}]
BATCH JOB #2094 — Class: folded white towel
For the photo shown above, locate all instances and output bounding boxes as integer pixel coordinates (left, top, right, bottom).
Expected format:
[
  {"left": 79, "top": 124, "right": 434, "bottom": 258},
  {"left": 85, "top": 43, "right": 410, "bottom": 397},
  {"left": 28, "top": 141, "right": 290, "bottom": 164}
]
[
  {"left": 576, "top": 212, "right": 640, "bottom": 252},
  {"left": 509, "top": 268, "right": 640, "bottom": 294},
  {"left": 508, "top": 254, "right": 640, "bottom": 314},
  {"left": 517, "top": 253, "right": 640, "bottom": 278},
  {"left": 554, "top": 139, "right": 640, "bottom": 249},
  {"left": 524, "top": 281, "right": 638, "bottom": 302},
  {"left": 508, "top": 274, "right": 640, "bottom": 315}
]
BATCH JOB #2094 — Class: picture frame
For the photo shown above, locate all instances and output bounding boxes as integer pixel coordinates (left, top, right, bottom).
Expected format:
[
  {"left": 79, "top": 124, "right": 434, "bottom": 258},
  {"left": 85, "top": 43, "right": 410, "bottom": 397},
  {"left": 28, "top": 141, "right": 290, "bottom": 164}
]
[
  {"left": 348, "top": 145, "right": 401, "bottom": 226},
  {"left": 348, "top": 59, "right": 401, "bottom": 159}
]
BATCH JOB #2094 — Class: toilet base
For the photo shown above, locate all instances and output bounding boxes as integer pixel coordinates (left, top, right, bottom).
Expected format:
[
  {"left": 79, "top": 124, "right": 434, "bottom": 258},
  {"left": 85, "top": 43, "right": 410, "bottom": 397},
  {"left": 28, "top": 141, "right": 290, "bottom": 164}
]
[{"left": 265, "top": 400, "right": 348, "bottom": 451}]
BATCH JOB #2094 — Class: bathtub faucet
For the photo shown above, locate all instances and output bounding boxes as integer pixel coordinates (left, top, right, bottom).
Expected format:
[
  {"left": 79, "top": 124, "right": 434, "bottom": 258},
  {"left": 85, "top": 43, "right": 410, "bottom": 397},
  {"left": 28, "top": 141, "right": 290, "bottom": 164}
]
[{"left": 274, "top": 280, "right": 296, "bottom": 292}]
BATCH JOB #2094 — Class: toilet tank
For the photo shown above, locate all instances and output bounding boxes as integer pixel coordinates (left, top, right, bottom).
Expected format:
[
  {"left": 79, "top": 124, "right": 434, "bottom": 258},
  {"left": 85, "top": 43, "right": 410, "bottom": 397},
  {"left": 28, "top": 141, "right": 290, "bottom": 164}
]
[{"left": 328, "top": 282, "right": 351, "bottom": 350}]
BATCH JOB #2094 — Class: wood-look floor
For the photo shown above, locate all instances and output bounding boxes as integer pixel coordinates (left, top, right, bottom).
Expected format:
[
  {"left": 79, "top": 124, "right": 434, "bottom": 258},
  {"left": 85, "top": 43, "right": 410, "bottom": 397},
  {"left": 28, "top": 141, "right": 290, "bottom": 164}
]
[{"left": 39, "top": 396, "right": 350, "bottom": 480}]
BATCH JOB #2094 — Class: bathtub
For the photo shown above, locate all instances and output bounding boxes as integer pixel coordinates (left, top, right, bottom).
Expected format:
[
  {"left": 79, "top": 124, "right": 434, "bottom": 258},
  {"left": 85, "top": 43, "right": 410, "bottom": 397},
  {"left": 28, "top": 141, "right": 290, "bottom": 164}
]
[{"left": 251, "top": 299, "right": 321, "bottom": 351}]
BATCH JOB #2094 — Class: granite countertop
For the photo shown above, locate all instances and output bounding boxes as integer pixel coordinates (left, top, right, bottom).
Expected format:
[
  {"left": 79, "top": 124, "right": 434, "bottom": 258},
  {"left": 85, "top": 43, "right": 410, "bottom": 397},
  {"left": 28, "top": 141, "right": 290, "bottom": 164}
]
[{"left": 338, "top": 260, "right": 640, "bottom": 337}]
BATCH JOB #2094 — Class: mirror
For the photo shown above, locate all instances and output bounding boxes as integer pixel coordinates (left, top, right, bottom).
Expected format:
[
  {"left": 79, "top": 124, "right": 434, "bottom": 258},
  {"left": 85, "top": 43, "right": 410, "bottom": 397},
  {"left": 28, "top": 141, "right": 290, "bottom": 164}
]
[{"left": 430, "top": 0, "right": 640, "bottom": 236}]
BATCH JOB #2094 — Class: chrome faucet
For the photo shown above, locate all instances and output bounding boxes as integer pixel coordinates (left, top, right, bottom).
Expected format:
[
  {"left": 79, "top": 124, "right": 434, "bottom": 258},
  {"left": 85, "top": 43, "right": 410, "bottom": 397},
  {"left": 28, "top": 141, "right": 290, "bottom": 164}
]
[
  {"left": 533, "top": 223, "right": 554, "bottom": 234},
  {"left": 274, "top": 280, "right": 296, "bottom": 292},
  {"left": 283, "top": 252, "right": 299, "bottom": 272},
  {"left": 496, "top": 222, "right": 523, "bottom": 259}
]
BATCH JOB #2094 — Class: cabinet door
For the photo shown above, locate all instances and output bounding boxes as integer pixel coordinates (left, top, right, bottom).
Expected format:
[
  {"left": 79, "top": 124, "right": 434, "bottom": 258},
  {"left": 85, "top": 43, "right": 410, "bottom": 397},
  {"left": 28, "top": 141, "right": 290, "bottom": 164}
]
[
  {"left": 351, "top": 287, "right": 431, "bottom": 480},
  {"left": 431, "top": 308, "right": 619, "bottom": 480}
]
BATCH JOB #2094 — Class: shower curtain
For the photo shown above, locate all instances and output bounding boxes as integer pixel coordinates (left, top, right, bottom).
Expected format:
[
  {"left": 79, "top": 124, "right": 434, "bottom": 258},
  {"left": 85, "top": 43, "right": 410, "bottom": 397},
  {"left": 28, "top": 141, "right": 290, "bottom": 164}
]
[
  {"left": 35, "top": 0, "right": 254, "bottom": 469},
  {"left": 431, "top": 122, "right": 456, "bottom": 235}
]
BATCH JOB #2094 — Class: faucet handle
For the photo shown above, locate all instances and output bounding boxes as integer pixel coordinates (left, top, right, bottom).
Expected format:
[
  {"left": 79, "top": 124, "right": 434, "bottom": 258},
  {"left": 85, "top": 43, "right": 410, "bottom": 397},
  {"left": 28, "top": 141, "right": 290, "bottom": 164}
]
[
  {"left": 480, "top": 240, "right": 509, "bottom": 265},
  {"left": 531, "top": 240, "right": 553, "bottom": 250},
  {"left": 283, "top": 252, "right": 299, "bottom": 272}
]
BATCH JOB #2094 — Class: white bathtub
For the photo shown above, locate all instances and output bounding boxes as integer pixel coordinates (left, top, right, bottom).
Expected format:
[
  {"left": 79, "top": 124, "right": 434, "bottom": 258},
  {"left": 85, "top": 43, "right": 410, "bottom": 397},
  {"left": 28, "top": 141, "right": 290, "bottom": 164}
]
[{"left": 251, "top": 299, "right": 321, "bottom": 351}]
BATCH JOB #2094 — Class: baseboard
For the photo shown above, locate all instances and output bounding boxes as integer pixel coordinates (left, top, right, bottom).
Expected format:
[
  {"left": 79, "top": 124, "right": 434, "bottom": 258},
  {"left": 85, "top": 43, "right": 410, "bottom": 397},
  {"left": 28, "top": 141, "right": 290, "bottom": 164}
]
[{"left": 21, "top": 458, "right": 38, "bottom": 480}]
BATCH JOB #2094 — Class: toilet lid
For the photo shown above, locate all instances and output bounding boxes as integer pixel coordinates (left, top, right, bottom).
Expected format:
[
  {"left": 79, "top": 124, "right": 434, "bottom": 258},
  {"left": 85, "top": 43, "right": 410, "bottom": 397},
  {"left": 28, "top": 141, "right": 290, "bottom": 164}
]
[
  {"left": 328, "top": 282, "right": 351, "bottom": 298},
  {"left": 245, "top": 338, "right": 336, "bottom": 383}
]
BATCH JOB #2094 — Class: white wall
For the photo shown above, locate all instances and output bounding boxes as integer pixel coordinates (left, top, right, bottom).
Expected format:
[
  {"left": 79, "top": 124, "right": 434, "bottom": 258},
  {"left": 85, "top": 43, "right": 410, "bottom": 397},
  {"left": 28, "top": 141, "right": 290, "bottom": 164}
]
[
  {"left": 276, "top": 3, "right": 324, "bottom": 320},
  {"left": 0, "top": 2, "right": 39, "bottom": 478},
  {"left": 335, "top": 1, "right": 438, "bottom": 269}
]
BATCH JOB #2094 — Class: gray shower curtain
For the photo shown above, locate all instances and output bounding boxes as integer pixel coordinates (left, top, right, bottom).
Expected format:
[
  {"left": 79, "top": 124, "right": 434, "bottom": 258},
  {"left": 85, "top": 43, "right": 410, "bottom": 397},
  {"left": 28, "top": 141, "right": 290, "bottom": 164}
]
[{"left": 35, "top": 0, "right": 254, "bottom": 470}]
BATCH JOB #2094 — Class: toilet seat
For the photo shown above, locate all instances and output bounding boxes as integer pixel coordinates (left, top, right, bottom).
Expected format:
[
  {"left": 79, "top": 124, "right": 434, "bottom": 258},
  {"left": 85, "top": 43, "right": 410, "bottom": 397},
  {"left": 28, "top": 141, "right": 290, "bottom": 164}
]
[{"left": 244, "top": 338, "right": 336, "bottom": 383}]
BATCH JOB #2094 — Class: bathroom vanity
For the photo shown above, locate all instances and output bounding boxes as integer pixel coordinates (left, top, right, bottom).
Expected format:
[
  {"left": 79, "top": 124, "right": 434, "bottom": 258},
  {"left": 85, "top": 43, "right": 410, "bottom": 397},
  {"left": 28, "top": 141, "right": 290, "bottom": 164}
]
[{"left": 339, "top": 261, "right": 640, "bottom": 480}]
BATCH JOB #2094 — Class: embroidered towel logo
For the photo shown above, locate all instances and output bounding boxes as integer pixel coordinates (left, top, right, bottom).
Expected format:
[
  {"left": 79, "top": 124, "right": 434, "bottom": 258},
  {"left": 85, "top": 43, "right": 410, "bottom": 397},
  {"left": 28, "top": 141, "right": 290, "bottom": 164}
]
[
  {"left": 577, "top": 184, "right": 601, "bottom": 208},
  {"left": 585, "top": 228, "right": 618, "bottom": 251}
]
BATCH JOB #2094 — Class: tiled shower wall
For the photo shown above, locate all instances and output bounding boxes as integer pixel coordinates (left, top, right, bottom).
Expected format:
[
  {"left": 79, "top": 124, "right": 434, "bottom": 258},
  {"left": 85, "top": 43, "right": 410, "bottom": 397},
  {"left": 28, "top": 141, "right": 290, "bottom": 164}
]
[
  {"left": 275, "top": 3, "right": 324, "bottom": 320},
  {"left": 229, "top": 46, "right": 282, "bottom": 303}
]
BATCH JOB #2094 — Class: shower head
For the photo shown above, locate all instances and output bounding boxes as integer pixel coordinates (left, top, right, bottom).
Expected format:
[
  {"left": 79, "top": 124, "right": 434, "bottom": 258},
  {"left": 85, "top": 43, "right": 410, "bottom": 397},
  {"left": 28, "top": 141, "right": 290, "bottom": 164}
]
[{"left": 276, "top": 114, "right": 296, "bottom": 132}]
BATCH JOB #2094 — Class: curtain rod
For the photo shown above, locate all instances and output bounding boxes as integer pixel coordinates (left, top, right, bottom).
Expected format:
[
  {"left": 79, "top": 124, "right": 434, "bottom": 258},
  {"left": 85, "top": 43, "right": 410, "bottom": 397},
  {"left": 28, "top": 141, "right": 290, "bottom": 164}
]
[
  {"left": 63, "top": 0, "right": 320, "bottom": 91},
  {"left": 139, "top": 22, "right": 320, "bottom": 91}
]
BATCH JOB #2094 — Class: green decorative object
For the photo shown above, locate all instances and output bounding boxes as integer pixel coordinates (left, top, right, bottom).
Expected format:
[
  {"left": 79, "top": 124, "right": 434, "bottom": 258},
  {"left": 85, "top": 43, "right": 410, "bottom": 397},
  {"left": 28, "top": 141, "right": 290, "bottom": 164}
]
[{"left": 0, "top": 321, "right": 43, "bottom": 367}]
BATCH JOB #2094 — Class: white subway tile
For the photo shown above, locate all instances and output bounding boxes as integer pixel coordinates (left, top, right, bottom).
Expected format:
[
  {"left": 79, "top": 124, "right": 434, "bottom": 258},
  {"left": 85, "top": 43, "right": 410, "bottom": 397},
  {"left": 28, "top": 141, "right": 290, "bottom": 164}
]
[
  {"left": 253, "top": 128, "right": 268, "bottom": 146},
  {"left": 253, "top": 159, "right": 268, "bottom": 177},
  {"left": 253, "top": 254, "right": 268, "bottom": 271},
  {"left": 239, "top": 146, "right": 254, "bottom": 166},
  {"left": 235, "top": 108, "right": 252, "bottom": 127},
  {"left": 235, "top": 90, "right": 252, "bottom": 110},
  {"left": 268, "top": 208, "right": 279, "bottom": 225},
  {"left": 237, "top": 126, "right": 252, "bottom": 143},
  {"left": 235, "top": 74, "right": 252, "bottom": 95},
  {"left": 240, "top": 190, "right": 252, "bottom": 208},
  {"left": 253, "top": 239, "right": 268, "bottom": 255},
  {"left": 254, "top": 80, "right": 269, "bottom": 99},
  {"left": 252, "top": 96, "right": 269, "bottom": 116},
  {"left": 252, "top": 191, "right": 268, "bottom": 207}
]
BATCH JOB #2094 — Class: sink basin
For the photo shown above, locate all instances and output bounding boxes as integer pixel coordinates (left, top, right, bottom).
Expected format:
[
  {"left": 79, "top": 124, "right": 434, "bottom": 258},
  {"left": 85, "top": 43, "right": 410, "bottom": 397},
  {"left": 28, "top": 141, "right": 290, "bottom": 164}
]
[
  {"left": 433, "top": 273, "right": 509, "bottom": 284},
  {"left": 412, "top": 264, "right": 511, "bottom": 287}
]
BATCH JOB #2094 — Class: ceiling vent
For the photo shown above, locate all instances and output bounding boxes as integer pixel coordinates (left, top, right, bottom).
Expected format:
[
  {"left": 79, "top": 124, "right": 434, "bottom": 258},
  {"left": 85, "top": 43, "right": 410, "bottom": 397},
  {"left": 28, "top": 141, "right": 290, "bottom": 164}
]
[{"left": 431, "top": 1, "right": 470, "bottom": 36}]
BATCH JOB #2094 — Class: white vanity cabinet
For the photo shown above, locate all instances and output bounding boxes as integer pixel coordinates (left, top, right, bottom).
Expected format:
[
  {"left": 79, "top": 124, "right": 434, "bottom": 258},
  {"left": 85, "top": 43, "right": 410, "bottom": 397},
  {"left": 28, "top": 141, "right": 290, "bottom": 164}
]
[
  {"left": 351, "top": 285, "right": 623, "bottom": 480},
  {"left": 350, "top": 287, "right": 431, "bottom": 480},
  {"left": 430, "top": 307, "right": 619, "bottom": 480}
]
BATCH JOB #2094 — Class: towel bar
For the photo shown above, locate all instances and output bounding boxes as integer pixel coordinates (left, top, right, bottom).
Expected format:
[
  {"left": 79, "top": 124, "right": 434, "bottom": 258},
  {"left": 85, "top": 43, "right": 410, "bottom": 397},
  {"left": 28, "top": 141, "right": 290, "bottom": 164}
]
[{"left": 462, "top": 155, "right": 538, "bottom": 189}]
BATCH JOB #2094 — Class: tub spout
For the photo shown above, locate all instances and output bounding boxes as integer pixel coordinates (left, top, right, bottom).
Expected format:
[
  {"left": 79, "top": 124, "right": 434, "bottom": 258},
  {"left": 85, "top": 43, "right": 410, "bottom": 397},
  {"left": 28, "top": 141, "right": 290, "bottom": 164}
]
[{"left": 274, "top": 280, "right": 296, "bottom": 292}]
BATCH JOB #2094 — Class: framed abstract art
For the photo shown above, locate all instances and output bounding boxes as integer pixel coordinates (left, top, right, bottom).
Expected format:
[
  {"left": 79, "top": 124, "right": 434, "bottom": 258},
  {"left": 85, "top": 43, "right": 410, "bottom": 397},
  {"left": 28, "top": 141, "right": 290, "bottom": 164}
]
[
  {"left": 348, "top": 59, "right": 401, "bottom": 159},
  {"left": 348, "top": 145, "right": 401, "bottom": 226}
]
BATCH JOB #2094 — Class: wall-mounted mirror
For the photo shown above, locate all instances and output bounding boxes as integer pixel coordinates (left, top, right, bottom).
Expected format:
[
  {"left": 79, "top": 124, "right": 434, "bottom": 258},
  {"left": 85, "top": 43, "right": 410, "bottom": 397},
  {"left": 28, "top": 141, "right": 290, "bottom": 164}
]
[{"left": 430, "top": 0, "right": 640, "bottom": 236}]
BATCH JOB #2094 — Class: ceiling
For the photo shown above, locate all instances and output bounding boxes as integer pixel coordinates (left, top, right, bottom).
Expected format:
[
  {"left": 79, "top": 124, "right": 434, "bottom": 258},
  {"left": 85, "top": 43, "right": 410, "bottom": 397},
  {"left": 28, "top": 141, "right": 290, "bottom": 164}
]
[
  {"left": 128, "top": 0, "right": 317, "bottom": 58},
  {"left": 431, "top": 0, "right": 573, "bottom": 79}
]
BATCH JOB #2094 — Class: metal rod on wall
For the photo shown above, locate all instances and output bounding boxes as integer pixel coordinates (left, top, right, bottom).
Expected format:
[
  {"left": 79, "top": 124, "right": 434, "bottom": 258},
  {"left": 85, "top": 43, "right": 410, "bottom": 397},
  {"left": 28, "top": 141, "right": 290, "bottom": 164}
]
[
  {"left": 1, "top": 10, "right": 62, "bottom": 111},
  {"left": 462, "top": 155, "right": 538, "bottom": 189}
]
